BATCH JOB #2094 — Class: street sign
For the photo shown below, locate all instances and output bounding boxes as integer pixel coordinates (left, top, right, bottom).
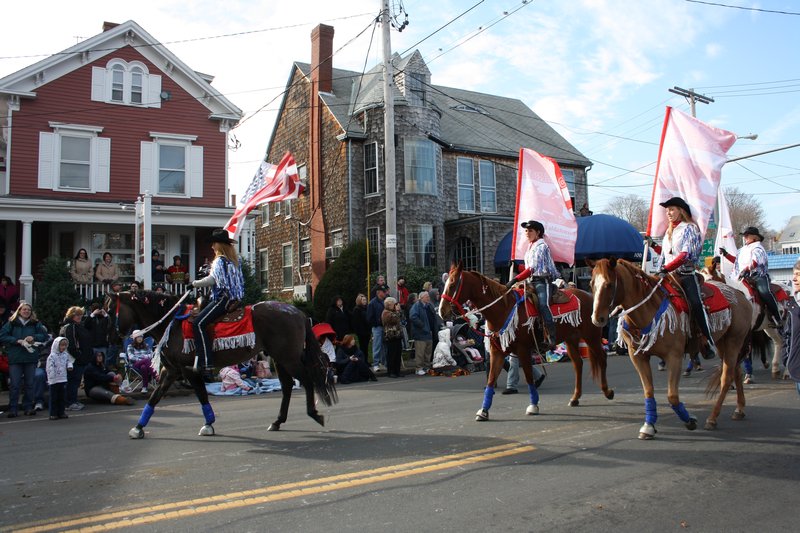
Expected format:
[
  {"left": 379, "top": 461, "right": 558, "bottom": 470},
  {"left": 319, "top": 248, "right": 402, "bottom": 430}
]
[{"left": 701, "top": 238, "right": 714, "bottom": 257}]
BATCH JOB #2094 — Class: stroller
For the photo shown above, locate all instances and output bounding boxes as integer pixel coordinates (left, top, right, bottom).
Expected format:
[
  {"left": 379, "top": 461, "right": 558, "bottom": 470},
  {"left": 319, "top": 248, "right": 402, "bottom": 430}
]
[{"left": 449, "top": 322, "right": 485, "bottom": 372}]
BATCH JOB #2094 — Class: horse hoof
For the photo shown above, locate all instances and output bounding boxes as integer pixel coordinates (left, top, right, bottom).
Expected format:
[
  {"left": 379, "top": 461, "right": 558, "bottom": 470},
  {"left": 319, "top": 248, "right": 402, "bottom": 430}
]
[
  {"left": 311, "top": 413, "right": 325, "bottom": 427},
  {"left": 198, "top": 424, "right": 215, "bottom": 436},
  {"left": 685, "top": 417, "right": 697, "bottom": 431},
  {"left": 638, "top": 423, "right": 656, "bottom": 440},
  {"left": 128, "top": 427, "right": 144, "bottom": 439},
  {"left": 606, "top": 390, "right": 615, "bottom": 400},
  {"left": 568, "top": 399, "right": 579, "bottom": 407},
  {"left": 732, "top": 410, "right": 745, "bottom": 421},
  {"left": 772, "top": 371, "right": 781, "bottom": 380},
  {"left": 268, "top": 423, "right": 281, "bottom": 431},
  {"left": 526, "top": 404, "right": 539, "bottom": 416},
  {"left": 638, "top": 432, "right": 655, "bottom": 440},
  {"left": 704, "top": 420, "right": 717, "bottom": 431},
  {"left": 475, "top": 409, "right": 489, "bottom": 422}
]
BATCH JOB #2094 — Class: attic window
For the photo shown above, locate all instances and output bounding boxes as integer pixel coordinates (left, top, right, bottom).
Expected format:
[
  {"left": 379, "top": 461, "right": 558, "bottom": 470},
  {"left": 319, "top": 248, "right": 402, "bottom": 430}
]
[
  {"left": 452, "top": 104, "right": 487, "bottom": 114},
  {"left": 91, "top": 59, "right": 162, "bottom": 109}
]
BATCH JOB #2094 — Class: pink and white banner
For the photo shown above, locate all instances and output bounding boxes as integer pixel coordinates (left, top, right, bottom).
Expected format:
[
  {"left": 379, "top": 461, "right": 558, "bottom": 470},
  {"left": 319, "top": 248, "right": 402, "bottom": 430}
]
[
  {"left": 646, "top": 107, "right": 737, "bottom": 239},
  {"left": 714, "top": 187, "right": 738, "bottom": 277},
  {"left": 511, "top": 148, "right": 577, "bottom": 266}
]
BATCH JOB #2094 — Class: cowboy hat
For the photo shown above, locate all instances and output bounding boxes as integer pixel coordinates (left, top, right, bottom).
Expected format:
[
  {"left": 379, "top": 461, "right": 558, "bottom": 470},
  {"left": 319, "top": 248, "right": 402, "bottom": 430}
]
[
  {"left": 740, "top": 226, "right": 764, "bottom": 240},
  {"left": 207, "top": 228, "right": 237, "bottom": 244},
  {"left": 658, "top": 197, "right": 692, "bottom": 218},
  {"left": 520, "top": 220, "right": 545, "bottom": 234}
]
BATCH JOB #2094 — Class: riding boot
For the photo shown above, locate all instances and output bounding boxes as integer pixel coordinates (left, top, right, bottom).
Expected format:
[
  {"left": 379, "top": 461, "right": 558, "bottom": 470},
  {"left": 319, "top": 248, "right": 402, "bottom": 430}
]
[
  {"left": 679, "top": 273, "right": 716, "bottom": 360},
  {"left": 753, "top": 275, "right": 783, "bottom": 327},
  {"left": 543, "top": 322, "right": 557, "bottom": 351}
]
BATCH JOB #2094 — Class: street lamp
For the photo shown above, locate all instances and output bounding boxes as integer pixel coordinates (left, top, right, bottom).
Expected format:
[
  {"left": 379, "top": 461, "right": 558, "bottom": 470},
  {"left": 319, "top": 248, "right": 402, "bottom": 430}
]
[{"left": 737, "top": 133, "right": 758, "bottom": 140}]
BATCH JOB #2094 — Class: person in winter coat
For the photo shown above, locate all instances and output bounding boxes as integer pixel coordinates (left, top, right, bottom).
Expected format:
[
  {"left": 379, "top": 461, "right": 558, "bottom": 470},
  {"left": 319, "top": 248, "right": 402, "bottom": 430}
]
[
  {"left": 334, "top": 334, "right": 377, "bottom": 384},
  {"left": 0, "top": 275, "right": 20, "bottom": 320},
  {"left": 219, "top": 365, "right": 252, "bottom": 392},
  {"left": 84, "top": 351, "right": 133, "bottom": 405},
  {"left": 126, "top": 330, "right": 157, "bottom": 393},
  {"left": 350, "top": 294, "right": 371, "bottom": 355},
  {"left": 381, "top": 297, "right": 404, "bottom": 378},
  {"left": 70, "top": 249, "right": 93, "bottom": 284},
  {"left": 782, "top": 259, "right": 800, "bottom": 397},
  {"left": 85, "top": 303, "right": 112, "bottom": 367},
  {"left": 59, "top": 306, "right": 93, "bottom": 411},
  {"left": 325, "top": 296, "right": 351, "bottom": 341},
  {"left": 0, "top": 301, "right": 49, "bottom": 417},
  {"left": 366, "top": 287, "right": 387, "bottom": 370},
  {"left": 46, "top": 336, "right": 71, "bottom": 419},
  {"left": 94, "top": 252, "right": 119, "bottom": 284},
  {"left": 409, "top": 291, "right": 434, "bottom": 376}
]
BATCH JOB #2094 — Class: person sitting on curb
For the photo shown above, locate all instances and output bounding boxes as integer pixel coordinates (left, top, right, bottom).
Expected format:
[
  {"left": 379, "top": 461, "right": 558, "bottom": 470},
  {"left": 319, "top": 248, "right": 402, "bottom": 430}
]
[{"left": 84, "top": 351, "right": 134, "bottom": 406}]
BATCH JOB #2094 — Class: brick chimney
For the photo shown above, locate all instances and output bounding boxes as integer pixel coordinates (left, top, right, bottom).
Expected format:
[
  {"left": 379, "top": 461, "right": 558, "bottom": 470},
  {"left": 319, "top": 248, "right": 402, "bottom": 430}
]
[
  {"left": 102, "top": 21, "right": 120, "bottom": 32},
  {"left": 308, "top": 24, "right": 334, "bottom": 290}
]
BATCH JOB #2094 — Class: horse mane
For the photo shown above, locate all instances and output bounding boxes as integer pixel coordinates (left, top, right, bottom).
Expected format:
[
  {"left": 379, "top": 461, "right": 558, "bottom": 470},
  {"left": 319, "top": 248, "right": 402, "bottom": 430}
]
[{"left": 463, "top": 270, "right": 508, "bottom": 302}]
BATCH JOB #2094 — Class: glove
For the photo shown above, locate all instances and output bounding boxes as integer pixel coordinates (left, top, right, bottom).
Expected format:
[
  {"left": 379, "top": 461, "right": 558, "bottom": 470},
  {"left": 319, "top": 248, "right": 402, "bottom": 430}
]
[
  {"left": 191, "top": 279, "right": 198, "bottom": 288},
  {"left": 644, "top": 235, "right": 656, "bottom": 247},
  {"left": 505, "top": 279, "right": 517, "bottom": 290},
  {"left": 719, "top": 247, "right": 727, "bottom": 256},
  {"left": 657, "top": 267, "right": 669, "bottom": 278}
]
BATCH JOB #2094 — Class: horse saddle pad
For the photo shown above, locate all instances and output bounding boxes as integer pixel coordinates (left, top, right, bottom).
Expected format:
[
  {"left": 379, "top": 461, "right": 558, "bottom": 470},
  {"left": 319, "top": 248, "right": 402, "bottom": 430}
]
[
  {"left": 739, "top": 279, "right": 790, "bottom": 305},
  {"left": 517, "top": 288, "right": 580, "bottom": 319},
  {"left": 181, "top": 305, "right": 255, "bottom": 351},
  {"left": 662, "top": 281, "right": 728, "bottom": 314}
]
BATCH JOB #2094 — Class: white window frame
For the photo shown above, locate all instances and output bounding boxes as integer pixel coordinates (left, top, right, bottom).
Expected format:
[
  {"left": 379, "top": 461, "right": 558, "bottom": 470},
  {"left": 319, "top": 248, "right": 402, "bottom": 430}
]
[
  {"left": 404, "top": 138, "right": 436, "bottom": 195},
  {"left": 364, "top": 142, "right": 379, "bottom": 197},
  {"left": 38, "top": 122, "right": 110, "bottom": 194},
  {"left": 457, "top": 157, "right": 475, "bottom": 213},
  {"left": 259, "top": 249, "right": 269, "bottom": 288},
  {"left": 300, "top": 238, "right": 311, "bottom": 266},
  {"left": 260, "top": 204, "right": 270, "bottom": 226},
  {"left": 367, "top": 226, "right": 381, "bottom": 272},
  {"left": 405, "top": 224, "right": 435, "bottom": 267},
  {"left": 561, "top": 168, "right": 576, "bottom": 207},
  {"left": 91, "top": 59, "right": 162, "bottom": 108},
  {"left": 284, "top": 199, "right": 292, "bottom": 219},
  {"left": 140, "top": 132, "right": 202, "bottom": 198},
  {"left": 282, "top": 243, "right": 293, "bottom": 289},
  {"left": 479, "top": 160, "right": 497, "bottom": 213}
]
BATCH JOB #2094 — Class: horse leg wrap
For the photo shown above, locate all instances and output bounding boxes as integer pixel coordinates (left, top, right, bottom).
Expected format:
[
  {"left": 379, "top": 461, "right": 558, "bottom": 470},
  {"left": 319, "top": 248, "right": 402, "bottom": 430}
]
[
  {"left": 482, "top": 386, "right": 495, "bottom": 411},
  {"left": 671, "top": 401, "right": 691, "bottom": 423},
  {"left": 743, "top": 357, "right": 753, "bottom": 375},
  {"left": 528, "top": 383, "right": 539, "bottom": 406},
  {"left": 645, "top": 397, "right": 657, "bottom": 425},
  {"left": 137, "top": 404, "right": 155, "bottom": 427},
  {"left": 202, "top": 403, "right": 216, "bottom": 425}
]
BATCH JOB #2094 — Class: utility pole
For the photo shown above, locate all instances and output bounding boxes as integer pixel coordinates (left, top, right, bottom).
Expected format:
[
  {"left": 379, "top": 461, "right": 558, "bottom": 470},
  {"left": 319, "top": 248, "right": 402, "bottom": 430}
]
[
  {"left": 668, "top": 86, "right": 713, "bottom": 117},
  {"left": 380, "top": 0, "right": 398, "bottom": 298}
]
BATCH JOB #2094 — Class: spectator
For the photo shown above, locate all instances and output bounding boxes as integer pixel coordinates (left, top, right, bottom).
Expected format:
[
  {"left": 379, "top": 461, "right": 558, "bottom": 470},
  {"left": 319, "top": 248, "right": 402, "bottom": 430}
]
[
  {"left": 312, "top": 323, "right": 338, "bottom": 371},
  {"left": 782, "top": 259, "right": 800, "bottom": 397},
  {"left": 127, "top": 330, "right": 158, "bottom": 393},
  {"left": 152, "top": 250, "right": 166, "bottom": 284},
  {"left": 166, "top": 255, "right": 189, "bottom": 285},
  {"left": 197, "top": 256, "right": 212, "bottom": 279},
  {"left": 325, "top": 296, "right": 351, "bottom": 341},
  {"left": 219, "top": 365, "right": 252, "bottom": 392},
  {"left": 33, "top": 336, "right": 52, "bottom": 412},
  {"left": 371, "top": 274, "right": 390, "bottom": 298},
  {"left": 129, "top": 280, "right": 141, "bottom": 292},
  {"left": 381, "top": 297, "right": 404, "bottom": 378},
  {"left": 45, "top": 336, "right": 71, "bottom": 419},
  {"left": 351, "top": 293, "right": 371, "bottom": 355},
  {"left": 84, "top": 351, "right": 134, "bottom": 405},
  {"left": 422, "top": 281, "right": 433, "bottom": 293},
  {"left": 366, "top": 286, "right": 388, "bottom": 371},
  {"left": 579, "top": 203, "right": 593, "bottom": 217},
  {"left": 59, "top": 306, "right": 93, "bottom": 411},
  {"left": 397, "top": 277, "right": 409, "bottom": 309},
  {"left": 94, "top": 252, "right": 118, "bottom": 284},
  {"left": 0, "top": 301, "right": 49, "bottom": 417},
  {"left": 410, "top": 291, "right": 434, "bottom": 376},
  {"left": 70, "top": 249, "right": 93, "bottom": 284},
  {"left": 85, "top": 303, "right": 112, "bottom": 368},
  {"left": 0, "top": 275, "right": 20, "bottom": 320},
  {"left": 335, "top": 334, "right": 377, "bottom": 384}
]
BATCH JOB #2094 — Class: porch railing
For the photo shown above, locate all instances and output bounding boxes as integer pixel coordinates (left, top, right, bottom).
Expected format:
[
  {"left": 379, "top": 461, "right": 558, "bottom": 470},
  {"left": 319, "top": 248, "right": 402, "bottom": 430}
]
[{"left": 73, "top": 281, "right": 200, "bottom": 301}]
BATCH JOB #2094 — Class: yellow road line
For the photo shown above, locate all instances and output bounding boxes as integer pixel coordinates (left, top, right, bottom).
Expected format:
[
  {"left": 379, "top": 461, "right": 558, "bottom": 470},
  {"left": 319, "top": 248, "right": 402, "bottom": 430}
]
[{"left": 11, "top": 442, "right": 535, "bottom": 533}]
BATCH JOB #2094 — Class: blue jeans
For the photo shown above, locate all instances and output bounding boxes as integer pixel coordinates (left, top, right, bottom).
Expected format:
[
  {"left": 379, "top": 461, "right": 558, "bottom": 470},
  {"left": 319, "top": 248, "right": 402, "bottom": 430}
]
[
  {"left": 66, "top": 363, "right": 87, "bottom": 406},
  {"left": 34, "top": 366, "right": 47, "bottom": 406},
  {"left": 506, "top": 355, "right": 520, "bottom": 390},
  {"left": 8, "top": 362, "right": 36, "bottom": 413},
  {"left": 193, "top": 297, "right": 229, "bottom": 368},
  {"left": 532, "top": 280, "right": 554, "bottom": 329},
  {"left": 371, "top": 326, "right": 385, "bottom": 367}
]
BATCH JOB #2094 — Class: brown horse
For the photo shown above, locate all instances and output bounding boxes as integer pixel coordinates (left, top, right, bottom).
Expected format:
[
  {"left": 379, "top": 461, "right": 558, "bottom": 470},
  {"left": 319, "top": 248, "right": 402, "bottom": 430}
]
[
  {"left": 589, "top": 259, "right": 751, "bottom": 438},
  {"left": 438, "top": 264, "right": 614, "bottom": 421},
  {"left": 105, "top": 290, "right": 337, "bottom": 438}
]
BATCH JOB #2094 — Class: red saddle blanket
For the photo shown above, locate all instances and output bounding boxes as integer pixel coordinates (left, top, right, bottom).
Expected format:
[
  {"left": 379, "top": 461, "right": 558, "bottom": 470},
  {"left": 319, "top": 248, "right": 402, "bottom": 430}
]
[
  {"left": 517, "top": 289, "right": 580, "bottom": 319},
  {"left": 662, "top": 282, "right": 729, "bottom": 314},
  {"left": 181, "top": 304, "right": 256, "bottom": 352},
  {"left": 741, "top": 282, "right": 790, "bottom": 304}
]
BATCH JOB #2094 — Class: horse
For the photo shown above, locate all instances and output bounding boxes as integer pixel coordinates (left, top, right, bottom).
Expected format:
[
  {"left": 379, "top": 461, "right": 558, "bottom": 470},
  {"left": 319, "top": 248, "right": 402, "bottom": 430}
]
[
  {"left": 438, "top": 263, "right": 614, "bottom": 422},
  {"left": 589, "top": 258, "right": 751, "bottom": 439},
  {"left": 105, "top": 290, "right": 337, "bottom": 439}
]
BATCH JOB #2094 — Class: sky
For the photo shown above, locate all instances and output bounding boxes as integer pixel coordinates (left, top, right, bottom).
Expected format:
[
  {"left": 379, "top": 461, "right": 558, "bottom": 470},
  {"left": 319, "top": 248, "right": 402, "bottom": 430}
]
[{"left": 2, "top": 0, "right": 799, "bottom": 233}]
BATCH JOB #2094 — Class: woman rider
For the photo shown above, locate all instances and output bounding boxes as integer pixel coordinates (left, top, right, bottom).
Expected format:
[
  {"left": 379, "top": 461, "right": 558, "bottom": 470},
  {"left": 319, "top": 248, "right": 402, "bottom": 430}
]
[{"left": 191, "top": 229, "right": 245, "bottom": 373}]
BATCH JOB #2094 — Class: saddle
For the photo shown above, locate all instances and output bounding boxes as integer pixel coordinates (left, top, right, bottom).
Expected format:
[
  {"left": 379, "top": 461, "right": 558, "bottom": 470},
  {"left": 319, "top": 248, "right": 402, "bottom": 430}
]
[
  {"left": 189, "top": 300, "right": 245, "bottom": 324},
  {"left": 662, "top": 275, "right": 728, "bottom": 315},
  {"left": 524, "top": 283, "right": 572, "bottom": 306},
  {"left": 182, "top": 304, "right": 255, "bottom": 353}
]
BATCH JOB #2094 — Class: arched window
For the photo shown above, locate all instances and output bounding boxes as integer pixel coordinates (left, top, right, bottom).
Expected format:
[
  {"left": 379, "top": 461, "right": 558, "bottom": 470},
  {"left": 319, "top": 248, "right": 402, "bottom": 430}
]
[
  {"left": 91, "top": 59, "right": 161, "bottom": 108},
  {"left": 111, "top": 64, "right": 125, "bottom": 102},
  {"left": 453, "top": 237, "right": 478, "bottom": 271}
]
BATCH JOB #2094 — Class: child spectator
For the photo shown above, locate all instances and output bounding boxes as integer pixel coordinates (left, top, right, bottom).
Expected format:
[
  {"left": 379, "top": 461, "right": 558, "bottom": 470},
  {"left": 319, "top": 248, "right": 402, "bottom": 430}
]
[
  {"left": 219, "top": 365, "right": 252, "bottom": 392},
  {"left": 127, "top": 330, "right": 158, "bottom": 393},
  {"left": 45, "top": 336, "right": 71, "bottom": 419}
]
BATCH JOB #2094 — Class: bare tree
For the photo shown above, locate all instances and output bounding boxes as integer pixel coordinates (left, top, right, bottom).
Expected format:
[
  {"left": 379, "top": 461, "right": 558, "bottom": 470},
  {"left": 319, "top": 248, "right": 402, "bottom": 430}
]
[
  {"left": 603, "top": 194, "right": 649, "bottom": 232},
  {"left": 723, "top": 186, "right": 766, "bottom": 234}
]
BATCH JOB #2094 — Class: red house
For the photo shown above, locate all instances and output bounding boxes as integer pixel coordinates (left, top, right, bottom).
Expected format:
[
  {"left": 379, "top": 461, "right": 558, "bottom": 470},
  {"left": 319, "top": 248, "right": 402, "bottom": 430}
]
[{"left": 0, "top": 20, "right": 242, "bottom": 300}]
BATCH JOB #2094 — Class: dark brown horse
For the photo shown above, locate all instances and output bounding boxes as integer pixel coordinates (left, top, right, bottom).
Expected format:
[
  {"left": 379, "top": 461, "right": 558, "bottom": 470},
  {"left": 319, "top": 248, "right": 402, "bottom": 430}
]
[
  {"left": 590, "top": 259, "right": 751, "bottom": 438},
  {"left": 438, "top": 264, "right": 614, "bottom": 421},
  {"left": 105, "top": 291, "right": 337, "bottom": 438}
]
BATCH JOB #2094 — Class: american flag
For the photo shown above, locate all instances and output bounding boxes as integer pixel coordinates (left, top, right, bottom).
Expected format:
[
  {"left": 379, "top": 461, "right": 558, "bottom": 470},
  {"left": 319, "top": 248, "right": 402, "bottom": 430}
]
[{"left": 225, "top": 152, "right": 303, "bottom": 240}]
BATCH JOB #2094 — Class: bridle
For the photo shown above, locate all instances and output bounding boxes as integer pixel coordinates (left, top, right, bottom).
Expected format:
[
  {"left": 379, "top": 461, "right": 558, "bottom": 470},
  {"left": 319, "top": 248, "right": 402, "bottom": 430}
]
[{"left": 440, "top": 271, "right": 468, "bottom": 320}]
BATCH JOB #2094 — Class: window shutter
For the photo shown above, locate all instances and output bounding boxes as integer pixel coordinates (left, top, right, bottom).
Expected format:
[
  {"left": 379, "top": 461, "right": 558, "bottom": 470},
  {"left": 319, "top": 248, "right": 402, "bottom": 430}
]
[
  {"left": 93, "top": 137, "right": 111, "bottom": 193},
  {"left": 38, "top": 132, "right": 57, "bottom": 190},
  {"left": 148, "top": 74, "right": 162, "bottom": 109},
  {"left": 140, "top": 141, "right": 156, "bottom": 194},
  {"left": 90, "top": 67, "right": 106, "bottom": 102},
  {"left": 188, "top": 145, "right": 203, "bottom": 197}
]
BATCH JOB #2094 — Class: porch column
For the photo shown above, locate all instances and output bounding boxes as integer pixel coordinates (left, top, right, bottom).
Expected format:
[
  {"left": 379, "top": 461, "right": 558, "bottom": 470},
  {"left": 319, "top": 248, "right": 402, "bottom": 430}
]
[{"left": 19, "top": 220, "right": 33, "bottom": 301}]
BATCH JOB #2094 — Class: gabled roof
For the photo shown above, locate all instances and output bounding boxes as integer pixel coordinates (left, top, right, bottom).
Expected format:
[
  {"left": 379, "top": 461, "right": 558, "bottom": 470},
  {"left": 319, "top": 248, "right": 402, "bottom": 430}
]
[
  {"left": 291, "top": 53, "right": 590, "bottom": 167},
  {"left": 779, "top": 215, "right": 800, "bottom": 243},
  {"left": 0, "top": 20, "right": 242, "bottom": 121}
]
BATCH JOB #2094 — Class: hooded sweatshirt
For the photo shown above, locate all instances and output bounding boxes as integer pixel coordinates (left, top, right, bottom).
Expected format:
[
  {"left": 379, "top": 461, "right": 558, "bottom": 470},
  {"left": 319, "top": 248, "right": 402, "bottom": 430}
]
[{"left": 46, "top": 336, "right": 71, "bottom": 385}]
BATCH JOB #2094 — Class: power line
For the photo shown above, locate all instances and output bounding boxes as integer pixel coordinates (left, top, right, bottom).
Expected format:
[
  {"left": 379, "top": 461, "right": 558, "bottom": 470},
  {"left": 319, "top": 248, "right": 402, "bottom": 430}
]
[
  {"left": 684, "top": 0, "right": 800, "bottom": 16},
  {"left": 398, "top": 0, "right": 485, "bottom": 56},
  {"left": 695, "top": 77, "right": 800, "bottom": 90}
]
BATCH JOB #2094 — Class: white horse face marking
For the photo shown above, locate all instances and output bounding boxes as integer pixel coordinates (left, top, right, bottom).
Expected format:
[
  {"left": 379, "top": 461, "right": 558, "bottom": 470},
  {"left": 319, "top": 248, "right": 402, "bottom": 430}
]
[
  {"left": 438, "top": 275, "right": 452, "bottom": 318},
  {"left": 591, "top": 270, "right": 610, "bottom": 326}
]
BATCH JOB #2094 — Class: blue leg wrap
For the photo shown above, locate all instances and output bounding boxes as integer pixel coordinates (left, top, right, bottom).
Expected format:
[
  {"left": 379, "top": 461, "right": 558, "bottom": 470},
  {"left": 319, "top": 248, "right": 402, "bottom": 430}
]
[
  {"left": 481, "top": 386, "right": 495, "bottom": 411},
  {"left": 138, "top": 403, "right": 155, "bottom": 427},
  {"left": 528, "top": 383, "right": 539, "bottom": 406},
  {"left": 645, "top": 397, "right": 657, "bottom": 425},
  {"left": 743, "top": 357, "right": 753, "bottom": 374},
  {"left": 686, "top": 359, "right": 694, "bottom": 371},
  {"left": 202, "top": 403, "right": 215, "bottom": 425},
  {"left": 671, "top": 401, "right": 691, "bottom": 423}
]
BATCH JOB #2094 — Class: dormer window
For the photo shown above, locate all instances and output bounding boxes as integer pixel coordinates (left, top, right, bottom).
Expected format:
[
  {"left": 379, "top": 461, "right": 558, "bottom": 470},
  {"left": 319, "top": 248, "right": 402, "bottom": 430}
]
[{"left": 91, "top": 59, "right": 161, "bottom": 108}]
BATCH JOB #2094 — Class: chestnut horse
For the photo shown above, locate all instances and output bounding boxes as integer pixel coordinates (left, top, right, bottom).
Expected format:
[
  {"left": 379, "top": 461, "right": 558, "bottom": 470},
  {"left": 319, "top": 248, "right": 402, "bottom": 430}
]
[
  {"left": 438, "top": 264, "right": 614, "bottom": 422},
  {"left": 105, "top": 290, "right": 337, "bottom": 439},
  {"left": 590, "top": 259, "right": 751, "bottom": 439}
]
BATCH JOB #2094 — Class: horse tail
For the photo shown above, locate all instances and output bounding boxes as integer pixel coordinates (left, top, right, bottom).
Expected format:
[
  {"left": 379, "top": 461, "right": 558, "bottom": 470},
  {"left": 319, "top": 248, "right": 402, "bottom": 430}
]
[
  {"left": 704, "top": 365, "right": 723, "bottom": 398},
  {"left": 705, "top": 330, "right": 751, "bottom": 399},
  {"left": 304, "top": 320, "right": 338, "bottom": 407}
]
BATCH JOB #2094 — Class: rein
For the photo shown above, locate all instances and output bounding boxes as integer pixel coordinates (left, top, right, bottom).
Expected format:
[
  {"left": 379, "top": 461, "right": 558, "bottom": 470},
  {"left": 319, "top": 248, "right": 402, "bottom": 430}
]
[
  {"left": 129, "top": 290, "right": 194, "bottom": 339},
  {"left": 612, "top": 277, "right": 664, "bottom": 320}
]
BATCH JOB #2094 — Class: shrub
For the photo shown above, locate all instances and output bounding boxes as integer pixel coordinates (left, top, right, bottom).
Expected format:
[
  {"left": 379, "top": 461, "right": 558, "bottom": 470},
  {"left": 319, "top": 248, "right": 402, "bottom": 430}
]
[
  {"left": 241, "top": 260, "right": 262, "bottom": 305},
  {"left": 313, "top": 240, "right": 375, "bottom": 322},
  {"left": 33, "top": 257, "right": 81, "bottom": 333}
]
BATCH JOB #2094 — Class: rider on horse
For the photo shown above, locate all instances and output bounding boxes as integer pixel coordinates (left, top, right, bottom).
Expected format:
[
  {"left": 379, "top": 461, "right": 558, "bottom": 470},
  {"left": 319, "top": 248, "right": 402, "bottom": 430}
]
[
  {"left": 505, "top": 220, "right": 560, "bottom": 349},
  {"left": 719, "top": 226, "right": 782, "bottom": 327},
  {"left": 191, "top": 229, "right": 245, "bottom": 375},
  {"left": 646, "top": 196, "right": 717, "bottom": 360}
]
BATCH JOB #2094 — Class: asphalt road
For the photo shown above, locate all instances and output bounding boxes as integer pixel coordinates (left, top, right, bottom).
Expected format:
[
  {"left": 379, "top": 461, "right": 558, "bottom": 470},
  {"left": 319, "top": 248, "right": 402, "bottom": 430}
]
[{"left": 1, "top": 356, "right": 798, "bottom": 533}]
